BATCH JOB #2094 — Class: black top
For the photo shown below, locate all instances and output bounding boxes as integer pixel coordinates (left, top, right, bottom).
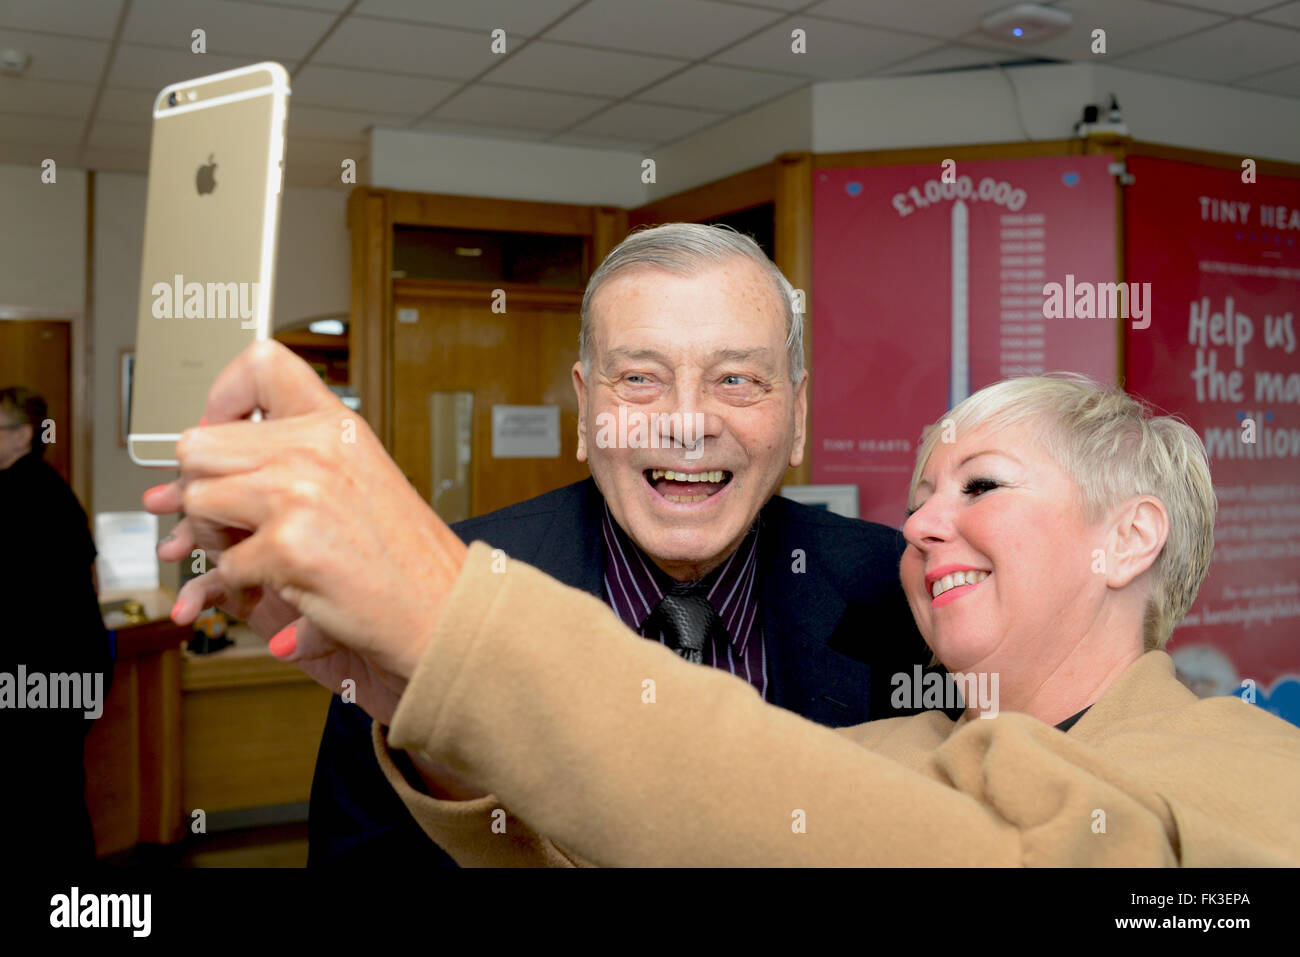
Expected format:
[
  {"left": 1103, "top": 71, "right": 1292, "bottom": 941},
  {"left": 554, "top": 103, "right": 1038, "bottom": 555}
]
[
  {"left": 1055, "top": 706, "right": 1092, "bottom": 733},
  {"left": 0, "top": 451, "right": 112, "bottom": 864}
]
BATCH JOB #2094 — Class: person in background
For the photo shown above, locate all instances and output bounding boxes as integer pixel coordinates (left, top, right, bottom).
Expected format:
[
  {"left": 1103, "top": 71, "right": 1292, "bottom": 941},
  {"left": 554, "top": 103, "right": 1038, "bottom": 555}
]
[{"left": 0, "top": 386, "right": 112, "bottom": 866}]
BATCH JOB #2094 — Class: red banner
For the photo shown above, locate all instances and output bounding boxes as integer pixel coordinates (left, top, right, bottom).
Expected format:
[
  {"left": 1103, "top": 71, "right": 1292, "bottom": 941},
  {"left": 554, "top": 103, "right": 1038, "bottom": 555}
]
[
  {"left": 1125, "top": 156, "right": 1300, "bottom": 707},
  {"left": 812, "top": 155, "right": 1118, "bottom": 527}
]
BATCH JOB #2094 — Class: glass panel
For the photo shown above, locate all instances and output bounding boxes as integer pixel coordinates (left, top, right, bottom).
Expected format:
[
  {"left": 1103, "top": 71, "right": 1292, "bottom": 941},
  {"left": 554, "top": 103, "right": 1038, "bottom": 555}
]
[
  {"left": 393, "top": 226, "right": 585, "bottom": 287},
  {"left": 430, "top": 390, "right": 473, "bottom": 523},
  {"left": 700, "top": 203, "right": 775, "bottom": 260}
]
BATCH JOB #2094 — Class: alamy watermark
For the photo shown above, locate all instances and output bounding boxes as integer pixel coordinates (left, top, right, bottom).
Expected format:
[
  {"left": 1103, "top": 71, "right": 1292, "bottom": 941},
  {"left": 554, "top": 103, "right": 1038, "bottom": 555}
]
[
  {"left": 151, "top": 273, "right": 258, "bottom": 329},
  {"left": 1042, "top": 274, "right": 1151, "bottom": 330},
  {"left": 594, "top": 408, "right": 706, "bottom": 460},
  {"left": 891, "top": 665, "right": 1000, "bottom": 718},
  {"left": 1, "top": 665, "right": 103, "bottom": 719}
]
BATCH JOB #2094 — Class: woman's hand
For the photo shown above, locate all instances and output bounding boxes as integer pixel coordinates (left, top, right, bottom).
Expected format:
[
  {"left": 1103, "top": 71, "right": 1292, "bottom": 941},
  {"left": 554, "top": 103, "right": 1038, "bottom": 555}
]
[{"left": 142, "top": 339, "right": 468, "bottom": 683}]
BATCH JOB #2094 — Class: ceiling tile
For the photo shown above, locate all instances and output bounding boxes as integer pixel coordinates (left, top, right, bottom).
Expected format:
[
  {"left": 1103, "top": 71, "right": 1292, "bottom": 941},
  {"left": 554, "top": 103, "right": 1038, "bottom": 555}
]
[
  {"left": 87, "top": 119, "right": 152, "bottom": 152},
  {"left": 356, "top": 0, "right": 583, "bottom": 34},
  {"left": 0, "top": 29, "right": 109, "bottom": 84},
  {"left": 313, "top": 15, "right": 493, "bottom": 79},
  {"left": 95, "top": 87, "right": 163, "bottom": 124},
  {"left": 635, "top": 63, "right": 808, "bottom": 110},
  {"left": 546, "top": 0, "right": 783, "bottom": 58},
  {"left": 567, "top": 100, "right": 724, "bottom": 143},
  {"left": 485, "top": 40, "right": 687, "bottom": 96},
  {"left": 1252, "top": 1, "right": 1300, "bottom": 27},
  {"left": 807, "top": 0, "right": 1017, "bottom": 40},
  {"left": 875, "top": 43, "right": 1021, "bottom": 76},
  {"left": 124, "top": 0, "right": 334, "bottom": 59},
  {"left": 1113, "top": 20, "right": 1300, "bottom": 82},
  {"left": 0, "top": 112, "right": 84, "bottom": 146},
  {"left": 1156, "top": 0, "right": 1281, "bottom": 12},
  {"left": 1237, "top": 60, "right": 1300, "bottom": 94},
  {"left": 0, "top": 0, "right": 124, "bottom": 40},
  {"left": 225, "top": 0, "right": 352, "bottom": 10},
  {"left": 1025, "top": 0, "right": 1226, "bottom": 60},
  {"left": 287, "top": 103, "right": 414, "bottom": 139},
  {"left": 710, "top": 0, "right": 809, "bottom": 9},
  {"left": 712, "top": 15, "right": 936, "bottom": 78},
  {"left": 0, "top": 77, "right": 97, "bottom": 119},
  {"left": 430, "top": 83, "right": 610, "bottom": 130},
  {"left": 107, "top": 44, "right": 293, "bottom": 92},
  {"left": 291, "top": 66, "right": 458, "bottom": 114}
]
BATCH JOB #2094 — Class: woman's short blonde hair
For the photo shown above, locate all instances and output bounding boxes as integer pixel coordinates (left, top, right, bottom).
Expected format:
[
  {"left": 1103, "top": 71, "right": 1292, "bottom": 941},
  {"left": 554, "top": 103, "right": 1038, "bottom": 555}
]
[{"left": 906, "top": 373, "right": 1216, "bottom": 651}]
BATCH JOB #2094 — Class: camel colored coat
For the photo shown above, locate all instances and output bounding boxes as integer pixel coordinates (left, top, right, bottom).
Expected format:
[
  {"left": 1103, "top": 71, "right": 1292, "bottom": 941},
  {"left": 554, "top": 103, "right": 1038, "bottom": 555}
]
[{"left": 369, "top": 542, "right": 1300, "bottom": 866}]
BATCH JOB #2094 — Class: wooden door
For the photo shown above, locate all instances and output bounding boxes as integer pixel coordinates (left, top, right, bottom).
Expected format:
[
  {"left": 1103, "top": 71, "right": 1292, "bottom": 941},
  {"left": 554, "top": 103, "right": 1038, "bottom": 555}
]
[
  {"left": 0, "top": 318, "right": 73, "bottom": 483},
  {"left": 391, "top": 280, "right": 590, "bottom": 519}
]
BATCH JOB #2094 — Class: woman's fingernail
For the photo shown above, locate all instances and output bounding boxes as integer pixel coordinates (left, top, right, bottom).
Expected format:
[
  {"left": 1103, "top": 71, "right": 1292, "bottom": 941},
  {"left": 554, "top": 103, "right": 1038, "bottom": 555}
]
[
  {"left": 198, "top": 416, "right": 207, "bottom": 427},
  {"left": 145, "top": 483, "right": 168, "bottom": 497},
  {"left": 268, "top": 623, "right": 297, "bottom": 658},
  {"left": 160, "top": 532, "right": 176, "bottom": 545},
  {"left": 170, "top": 599, "right": 185, "bottom": 621}
]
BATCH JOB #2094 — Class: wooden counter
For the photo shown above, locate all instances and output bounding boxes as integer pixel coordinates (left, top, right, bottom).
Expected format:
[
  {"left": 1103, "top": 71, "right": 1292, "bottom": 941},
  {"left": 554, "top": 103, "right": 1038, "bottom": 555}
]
[
  {"left": 87, "top": 595, "right": 332, "bottom": 856},
  {"left": 180, "top": 627, "right": 332, "bottom": 815}
]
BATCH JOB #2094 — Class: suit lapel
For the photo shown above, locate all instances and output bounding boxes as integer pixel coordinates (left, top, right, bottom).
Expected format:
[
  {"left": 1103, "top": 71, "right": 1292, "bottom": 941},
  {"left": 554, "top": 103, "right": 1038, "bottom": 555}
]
[
  {"left": 757, "top": 499, "right": 874, "bottom": 725},
  {"left": 527, "top": 477, "right": 606, "bottom": 599}
]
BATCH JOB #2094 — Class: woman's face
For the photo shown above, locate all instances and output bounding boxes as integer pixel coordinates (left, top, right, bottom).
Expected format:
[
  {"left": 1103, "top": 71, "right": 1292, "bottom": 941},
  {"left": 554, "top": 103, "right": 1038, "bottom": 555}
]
[{"left": 899, "top": 420, "right": 1109, "bottom": 677}]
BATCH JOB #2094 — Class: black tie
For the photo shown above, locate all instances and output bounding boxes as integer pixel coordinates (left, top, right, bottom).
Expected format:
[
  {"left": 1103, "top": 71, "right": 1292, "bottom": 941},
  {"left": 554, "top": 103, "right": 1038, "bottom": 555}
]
[{"left": 646, "top": 581, "right": 726, "bottom": 664}]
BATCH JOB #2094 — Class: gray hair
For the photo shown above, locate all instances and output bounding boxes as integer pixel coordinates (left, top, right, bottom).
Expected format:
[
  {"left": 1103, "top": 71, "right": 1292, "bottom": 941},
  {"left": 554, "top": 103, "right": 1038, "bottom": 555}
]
[{"left": 579, "top": 223, "right": 804, "bottom": 382}]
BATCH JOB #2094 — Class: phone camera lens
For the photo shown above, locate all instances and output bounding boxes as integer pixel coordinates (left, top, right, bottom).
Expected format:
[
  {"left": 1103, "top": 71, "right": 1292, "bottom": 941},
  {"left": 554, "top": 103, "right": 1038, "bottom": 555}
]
[{"left": 168, "top": 92, "right": 177, "bottom": 108}]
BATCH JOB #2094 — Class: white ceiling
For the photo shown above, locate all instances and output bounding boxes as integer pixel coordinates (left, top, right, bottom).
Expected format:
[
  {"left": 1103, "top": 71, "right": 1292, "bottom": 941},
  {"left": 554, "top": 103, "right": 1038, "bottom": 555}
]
[{"left": 0, "top": 0, "right": 1297, "bottom": 189}]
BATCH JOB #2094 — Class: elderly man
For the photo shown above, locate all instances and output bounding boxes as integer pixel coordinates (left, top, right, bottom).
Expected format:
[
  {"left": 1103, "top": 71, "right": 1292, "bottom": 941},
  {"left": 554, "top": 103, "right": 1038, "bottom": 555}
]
[{"left": 154, "top": 224, "right": 936, "bottom": 867}]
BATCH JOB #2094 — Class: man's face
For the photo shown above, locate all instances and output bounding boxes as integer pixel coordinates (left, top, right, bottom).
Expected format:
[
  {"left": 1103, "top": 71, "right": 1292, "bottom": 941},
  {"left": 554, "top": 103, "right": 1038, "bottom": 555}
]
[
  {"left": 0, "top": 415, "right": 32, "bottom": 470},
  {"left": 573, "top": 258, "right": 806, "bottom": 581}
]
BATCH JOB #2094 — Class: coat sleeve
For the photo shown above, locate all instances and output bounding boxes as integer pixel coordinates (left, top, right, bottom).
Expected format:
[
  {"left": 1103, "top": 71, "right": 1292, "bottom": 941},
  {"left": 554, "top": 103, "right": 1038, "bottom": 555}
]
[
  {"left": 382, "top": 542, "right": 1291, "bottom": 867},
  {"left": 369, "top": 721, "right": 587, "bottom": 867}
]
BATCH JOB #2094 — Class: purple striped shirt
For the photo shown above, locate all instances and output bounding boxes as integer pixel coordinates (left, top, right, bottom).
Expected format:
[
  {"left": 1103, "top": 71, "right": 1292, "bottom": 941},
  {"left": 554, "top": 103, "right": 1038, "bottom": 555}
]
[{"left": 600, "top": 502, "right": 767, "bottom": 700}]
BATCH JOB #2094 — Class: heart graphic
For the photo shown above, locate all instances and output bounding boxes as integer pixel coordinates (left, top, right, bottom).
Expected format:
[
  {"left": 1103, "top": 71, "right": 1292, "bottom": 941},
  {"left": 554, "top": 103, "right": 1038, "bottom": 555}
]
[
  {"left": 846, "top": 182, "right": 862, "bottom": 197},
  {"left": 1236, "top": 676, "right": 1300, "bottom": 729},
  {"left": 1062, "top": 172, "right": 1080, "bottom": 187}
]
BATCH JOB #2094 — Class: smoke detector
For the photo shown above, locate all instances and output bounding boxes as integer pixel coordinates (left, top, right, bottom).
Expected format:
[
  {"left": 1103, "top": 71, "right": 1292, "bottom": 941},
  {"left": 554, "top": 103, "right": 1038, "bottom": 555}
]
[
  {"left": 0, "top": 48, "right": 30, "bottom": 76},
  {"left": 980, "top": 3, "right": 1073, "bottom": 42}
]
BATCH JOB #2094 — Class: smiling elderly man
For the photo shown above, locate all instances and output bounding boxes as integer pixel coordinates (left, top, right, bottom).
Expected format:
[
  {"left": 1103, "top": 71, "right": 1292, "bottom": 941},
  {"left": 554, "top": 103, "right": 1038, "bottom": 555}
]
[{"left": 301, "top": 223, "right": 936, "bottom": 866}]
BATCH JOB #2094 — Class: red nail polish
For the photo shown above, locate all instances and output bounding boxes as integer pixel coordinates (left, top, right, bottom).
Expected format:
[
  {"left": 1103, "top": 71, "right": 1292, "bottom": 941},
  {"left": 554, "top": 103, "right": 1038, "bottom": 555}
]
[
  {"left": 145, "top": 483, "right": 168, "bottom": 497},
  {"left": 269, "top": 623, "right": 297, "bottom": 658},
  {"left": 170, "top": 599, "right": 184, "bottom": 621},
  {"left": 198, "top": 416, "right": 208, "bottom": 427}
]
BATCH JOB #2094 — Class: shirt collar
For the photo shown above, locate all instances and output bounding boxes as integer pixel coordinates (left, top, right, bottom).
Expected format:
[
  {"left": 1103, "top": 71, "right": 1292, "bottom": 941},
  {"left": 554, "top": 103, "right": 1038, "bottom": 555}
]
[{"left": 600, "top": 501, "right": 762, "bottom": 655}]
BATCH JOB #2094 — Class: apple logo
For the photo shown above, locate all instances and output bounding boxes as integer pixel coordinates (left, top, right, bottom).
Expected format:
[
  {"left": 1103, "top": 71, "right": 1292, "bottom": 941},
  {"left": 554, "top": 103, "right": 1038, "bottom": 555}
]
[{"left": 196, "top": 154, "right": 217, "bottom": 195}]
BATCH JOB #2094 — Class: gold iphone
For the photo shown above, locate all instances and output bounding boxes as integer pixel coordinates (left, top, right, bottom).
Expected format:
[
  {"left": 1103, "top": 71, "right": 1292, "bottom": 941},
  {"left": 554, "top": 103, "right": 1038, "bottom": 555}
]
[{"left": 128, "top": 62, "right": 290, "bottom": 467}]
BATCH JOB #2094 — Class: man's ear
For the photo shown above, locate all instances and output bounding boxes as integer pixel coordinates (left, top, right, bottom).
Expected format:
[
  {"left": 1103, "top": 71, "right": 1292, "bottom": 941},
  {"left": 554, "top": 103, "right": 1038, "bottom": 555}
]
[
  {"left": 572, "top": 361, "right": 588, "bottom": 463},
  {"left": 1104, "top": 496, "right": 1168, "bottom": 590},
  {"left": 789, "top": 370, "right": 808, "bottom": 469}
]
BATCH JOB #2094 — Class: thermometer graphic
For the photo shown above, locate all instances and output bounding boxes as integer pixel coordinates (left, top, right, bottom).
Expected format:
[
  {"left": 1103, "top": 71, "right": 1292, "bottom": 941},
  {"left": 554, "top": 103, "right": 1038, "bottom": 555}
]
[{"left": 950, "top": 198, "right": 970, "bottom": 410}]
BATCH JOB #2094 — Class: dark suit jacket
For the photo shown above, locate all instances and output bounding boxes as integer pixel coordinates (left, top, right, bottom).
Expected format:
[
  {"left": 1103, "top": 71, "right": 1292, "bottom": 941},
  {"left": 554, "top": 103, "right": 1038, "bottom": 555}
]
[{"left": 307, "top": 478, "right": 936, "bottom": 866}]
